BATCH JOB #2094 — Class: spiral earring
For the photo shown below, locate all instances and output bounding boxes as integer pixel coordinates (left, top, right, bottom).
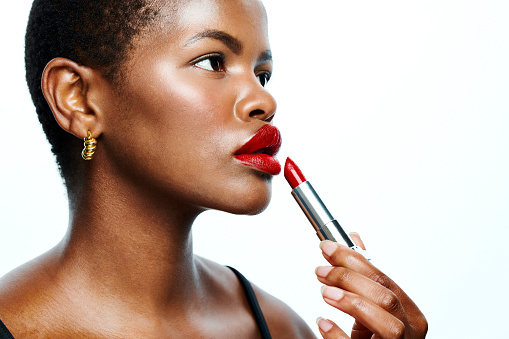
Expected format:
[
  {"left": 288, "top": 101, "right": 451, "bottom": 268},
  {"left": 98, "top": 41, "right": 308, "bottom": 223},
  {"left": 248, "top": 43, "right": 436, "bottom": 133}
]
[{"left": 81, "top": 131, "right": 97, "bottom": 160}]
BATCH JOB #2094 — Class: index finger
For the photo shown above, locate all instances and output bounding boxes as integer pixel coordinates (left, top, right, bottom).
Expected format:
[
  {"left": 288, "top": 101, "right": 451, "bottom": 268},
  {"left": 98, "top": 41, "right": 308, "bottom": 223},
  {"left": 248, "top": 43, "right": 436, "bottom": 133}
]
[{"left": 319, "top": 240, "right": 424, "bottom": 325}]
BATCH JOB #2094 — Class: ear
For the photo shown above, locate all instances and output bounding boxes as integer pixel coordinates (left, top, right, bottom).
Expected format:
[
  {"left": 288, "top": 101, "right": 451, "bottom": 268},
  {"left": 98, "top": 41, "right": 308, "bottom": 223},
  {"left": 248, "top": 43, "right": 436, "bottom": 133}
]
[{"left": 41, "top": 57, "right": 104, "bottom": 139}]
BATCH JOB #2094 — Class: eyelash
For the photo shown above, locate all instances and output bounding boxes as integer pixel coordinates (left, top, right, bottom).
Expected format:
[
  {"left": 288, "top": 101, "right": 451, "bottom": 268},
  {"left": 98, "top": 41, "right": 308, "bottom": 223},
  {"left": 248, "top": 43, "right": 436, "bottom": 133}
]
[
  {"left": 192, "top": 53, "right": 225, "bottom": 72},
  {"left": 192, "top": 53, "right": 271, "bottom": 87},
  {"left": 256, "top": 72, "right": 271, "bottom": 87}
]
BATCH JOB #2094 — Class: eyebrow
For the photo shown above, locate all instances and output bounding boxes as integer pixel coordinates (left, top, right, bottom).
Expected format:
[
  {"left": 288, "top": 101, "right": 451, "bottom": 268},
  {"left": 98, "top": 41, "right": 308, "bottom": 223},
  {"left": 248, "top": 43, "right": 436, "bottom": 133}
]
[
  {"left": 185, "top": 29, "right": 243, "bottom": 54},
  {"left": 258, "top": 50, "right": 272, "bottom": 64}
]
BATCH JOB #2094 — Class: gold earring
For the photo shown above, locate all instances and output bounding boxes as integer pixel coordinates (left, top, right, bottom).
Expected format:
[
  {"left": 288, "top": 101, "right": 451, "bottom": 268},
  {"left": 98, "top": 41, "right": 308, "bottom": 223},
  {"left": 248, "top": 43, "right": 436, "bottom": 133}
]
[{"left": 81, "top": 131, "right": 97, "bottom": 160}]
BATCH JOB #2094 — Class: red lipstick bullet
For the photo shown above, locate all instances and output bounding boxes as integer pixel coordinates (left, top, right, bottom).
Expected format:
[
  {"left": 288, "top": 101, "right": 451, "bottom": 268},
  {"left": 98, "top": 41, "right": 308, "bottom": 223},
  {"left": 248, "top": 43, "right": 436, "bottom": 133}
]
[
  {"left": 284, "top": 157, "right": 370, "bottom": 260},
  {"left": 284, "top": 157, "right": 306, "bottom": 189}
]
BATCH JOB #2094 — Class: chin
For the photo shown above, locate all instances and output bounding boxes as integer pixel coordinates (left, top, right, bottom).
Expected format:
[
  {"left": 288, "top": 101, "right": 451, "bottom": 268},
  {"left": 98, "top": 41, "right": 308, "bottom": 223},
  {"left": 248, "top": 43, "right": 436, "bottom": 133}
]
[
  {"left": 237, "top": 199, "right": 271, "bottom": 215},
  {"left": 215, "top": 181, "right": 273, "bottom": 216},
  {"left": 227, "top": 201, "right": 270, "bottom": 216},
  {"left": 223, "top": 192, "right": 271, "bottom": 216}
]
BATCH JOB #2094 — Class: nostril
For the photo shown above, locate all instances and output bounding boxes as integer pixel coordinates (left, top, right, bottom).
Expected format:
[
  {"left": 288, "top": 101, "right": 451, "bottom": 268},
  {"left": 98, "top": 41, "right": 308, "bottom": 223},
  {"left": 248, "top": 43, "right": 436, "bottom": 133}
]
[
  {"left": 249, "top": 109, "right": 274, "bottom": 122},
  {"left": 249, "top": 109, "right": 265, "bottom": 118}
]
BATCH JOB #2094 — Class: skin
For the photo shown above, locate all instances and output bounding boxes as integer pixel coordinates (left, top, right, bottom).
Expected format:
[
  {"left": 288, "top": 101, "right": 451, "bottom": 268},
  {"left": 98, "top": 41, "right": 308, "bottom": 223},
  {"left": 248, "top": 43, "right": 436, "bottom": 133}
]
[
  {"left": 316, "top": 234, "right": 428, "bottom": 339},
  {"left": 0, "top": 0, "right": 427, "bottom": 338}
]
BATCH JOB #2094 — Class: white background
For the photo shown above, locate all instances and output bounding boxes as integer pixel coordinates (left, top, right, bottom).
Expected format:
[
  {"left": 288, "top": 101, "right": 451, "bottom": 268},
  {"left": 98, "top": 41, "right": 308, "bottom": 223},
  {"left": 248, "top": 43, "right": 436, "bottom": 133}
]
[{"left": 1, "top": 1, "right": 508, "bottom": 338}]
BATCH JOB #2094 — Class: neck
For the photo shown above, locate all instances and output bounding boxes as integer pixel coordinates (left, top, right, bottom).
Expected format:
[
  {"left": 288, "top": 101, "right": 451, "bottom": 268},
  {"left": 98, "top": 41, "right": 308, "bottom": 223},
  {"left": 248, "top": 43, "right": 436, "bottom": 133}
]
[{"left": 57, "top": 167, "right": 205, "bottom": 315}]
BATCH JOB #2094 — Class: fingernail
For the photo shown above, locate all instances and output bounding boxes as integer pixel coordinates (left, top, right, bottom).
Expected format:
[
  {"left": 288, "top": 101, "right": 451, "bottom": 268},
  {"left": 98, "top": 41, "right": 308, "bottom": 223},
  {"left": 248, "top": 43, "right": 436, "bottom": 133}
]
[
  {"left": 349, "top": 232, "right": 359, "bottom": 237},
  {"left": 316, "top": 317, "right": 333, "bottom": 332},
  {"left": 315, "top": 266, "right": 333, "bottom": 278},
  {"left": 321, "top": 286, "right": 345, "bottom": 301},
  {"left": 320, "top": 240, "right": 339, "bottom": 257}
]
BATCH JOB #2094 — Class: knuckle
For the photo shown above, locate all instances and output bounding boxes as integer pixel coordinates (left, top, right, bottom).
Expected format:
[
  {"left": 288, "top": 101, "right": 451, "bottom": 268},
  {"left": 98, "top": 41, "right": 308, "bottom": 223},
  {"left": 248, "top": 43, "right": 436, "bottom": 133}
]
[
  {"left": 349, "top": 295, "right": 369, "bottom": 314},
  {"left": 388, "top": 320, "right": 406, "bottom": 339},
  {"left": 379, "top": 291, "right": 400, "bottom": 313},
  {"left": 330, "top": 267, "right": 352, "bottom": 284},
  {"left": 372, "top": 272, "right": 392, "bottom": 289}
]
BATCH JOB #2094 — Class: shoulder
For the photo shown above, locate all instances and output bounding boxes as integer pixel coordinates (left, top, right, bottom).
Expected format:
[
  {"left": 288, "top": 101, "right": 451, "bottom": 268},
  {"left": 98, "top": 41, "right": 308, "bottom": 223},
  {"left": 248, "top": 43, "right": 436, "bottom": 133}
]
[
  {"left": 197, "top": 258, "right": 316, "bottom": 339},
  {"left": 0, "top": 250, "right": 68, "bottom": 338},
  {"left": 251, "top": 283, "right": 317, "bottom": 339}
]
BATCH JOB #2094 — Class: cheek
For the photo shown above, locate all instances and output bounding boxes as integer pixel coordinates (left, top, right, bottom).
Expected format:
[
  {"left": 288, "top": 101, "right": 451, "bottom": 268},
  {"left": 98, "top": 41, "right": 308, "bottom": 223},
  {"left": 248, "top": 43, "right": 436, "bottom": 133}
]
[
  {"left": 104, "top": 67, "right": 233, "bottom": 183},
  {"left": 137, "top": 68, "right": 239, "bottom": 166},
  {"left": 101, "top": 64, "right": 272, "bottom": 214},
  {"left": 115, "top": 65, "right": 225, "bottom": 142},
  {"left": 140, "top": 63, "right": 232, "bottom": 127}
]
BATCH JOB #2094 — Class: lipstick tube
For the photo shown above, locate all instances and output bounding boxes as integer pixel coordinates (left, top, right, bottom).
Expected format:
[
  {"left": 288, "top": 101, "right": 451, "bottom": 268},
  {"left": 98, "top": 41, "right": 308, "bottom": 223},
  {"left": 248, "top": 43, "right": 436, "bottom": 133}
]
[{"left": 285, "top": 158, "right": 371, "bottom": 260}]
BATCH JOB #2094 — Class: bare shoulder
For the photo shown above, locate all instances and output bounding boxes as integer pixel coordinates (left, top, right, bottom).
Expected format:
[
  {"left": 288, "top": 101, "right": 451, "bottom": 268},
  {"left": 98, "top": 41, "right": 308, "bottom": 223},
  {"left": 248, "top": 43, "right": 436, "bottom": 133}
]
[
  {"left": 197, "top": 258, "right": 316, "bottom": 339},
  {"left": 0, "top": 263, "right": 40, "bottom": 335},
  {"left": 251, "top": 283, "right": 317, "bottom": 339},
  {"left": 0, "top": 250, "right": 66, "bottom": 338},
  {"left": 0, "top": 254, "right": 49, "bottom": 310}
]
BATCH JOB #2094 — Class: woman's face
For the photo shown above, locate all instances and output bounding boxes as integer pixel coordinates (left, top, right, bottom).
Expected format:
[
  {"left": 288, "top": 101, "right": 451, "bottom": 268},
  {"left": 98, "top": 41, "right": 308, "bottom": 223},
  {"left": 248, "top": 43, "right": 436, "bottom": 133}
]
[{"left": 100, "top": 0, "right": 279, "bottom": 215}]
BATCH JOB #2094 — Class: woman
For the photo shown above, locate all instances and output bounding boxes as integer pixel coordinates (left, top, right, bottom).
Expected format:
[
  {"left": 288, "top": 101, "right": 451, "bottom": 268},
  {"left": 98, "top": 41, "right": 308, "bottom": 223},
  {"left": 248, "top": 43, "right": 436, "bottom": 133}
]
[{"left": 0, "top": 0, "right": 427, "bottom": 337}]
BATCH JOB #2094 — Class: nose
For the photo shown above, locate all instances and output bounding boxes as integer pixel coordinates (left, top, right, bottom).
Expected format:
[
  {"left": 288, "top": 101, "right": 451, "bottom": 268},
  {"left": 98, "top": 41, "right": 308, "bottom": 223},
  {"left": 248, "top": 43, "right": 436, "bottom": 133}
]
[{"left": 234, "top": 82, "right": 277, "bottom": 122}]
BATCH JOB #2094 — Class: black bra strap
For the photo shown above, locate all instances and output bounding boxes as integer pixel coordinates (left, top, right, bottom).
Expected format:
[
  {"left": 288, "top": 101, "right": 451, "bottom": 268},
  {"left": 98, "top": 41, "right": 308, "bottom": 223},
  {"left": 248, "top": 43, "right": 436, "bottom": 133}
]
[
  {"left": 227, "top": 266, "right": 272, "bottom": 339},
  {"left": 0, "top": 269, "right": 273, "bottom": 339},
  {"left": 0, "top": 320, "right": 15, "bottom": 339}
]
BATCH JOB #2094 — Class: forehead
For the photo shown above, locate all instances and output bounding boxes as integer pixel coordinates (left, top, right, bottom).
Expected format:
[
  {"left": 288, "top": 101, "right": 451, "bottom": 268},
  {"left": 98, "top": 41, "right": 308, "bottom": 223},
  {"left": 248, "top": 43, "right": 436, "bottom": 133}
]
[
  {"left": 154, "top": 0, "right": 269, "bottom": 43},
  {"left": 176, "top": 0, "right": 266, "bottom": 24}
]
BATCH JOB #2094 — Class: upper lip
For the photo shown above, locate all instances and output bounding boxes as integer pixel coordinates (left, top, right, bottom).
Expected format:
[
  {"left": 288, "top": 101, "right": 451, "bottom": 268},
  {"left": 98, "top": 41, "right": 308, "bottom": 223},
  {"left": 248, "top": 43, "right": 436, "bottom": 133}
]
[{"left": 234, "top": 125, "right": 282, "bottom": 157}]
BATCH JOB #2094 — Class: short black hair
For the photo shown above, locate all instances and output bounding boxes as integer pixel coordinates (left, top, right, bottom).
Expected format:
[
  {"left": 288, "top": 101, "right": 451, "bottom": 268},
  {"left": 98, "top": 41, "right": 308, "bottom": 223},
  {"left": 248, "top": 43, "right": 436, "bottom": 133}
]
[{"left": 25, "top": 0, "right": 161, "bottom": 191}]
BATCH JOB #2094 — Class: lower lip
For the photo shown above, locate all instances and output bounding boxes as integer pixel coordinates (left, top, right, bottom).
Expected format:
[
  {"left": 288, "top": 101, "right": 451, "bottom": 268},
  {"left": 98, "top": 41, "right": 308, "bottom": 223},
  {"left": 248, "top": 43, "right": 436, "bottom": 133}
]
[{"left": 234, "top": 154, "right": 281, "bottom": 176}]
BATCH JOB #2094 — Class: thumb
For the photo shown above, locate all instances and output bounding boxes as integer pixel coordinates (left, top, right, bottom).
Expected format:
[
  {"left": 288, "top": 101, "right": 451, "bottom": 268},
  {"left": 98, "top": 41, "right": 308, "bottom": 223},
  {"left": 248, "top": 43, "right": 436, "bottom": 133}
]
[{"left": 349, "top": 232, "right": 366, "bottom": 250}]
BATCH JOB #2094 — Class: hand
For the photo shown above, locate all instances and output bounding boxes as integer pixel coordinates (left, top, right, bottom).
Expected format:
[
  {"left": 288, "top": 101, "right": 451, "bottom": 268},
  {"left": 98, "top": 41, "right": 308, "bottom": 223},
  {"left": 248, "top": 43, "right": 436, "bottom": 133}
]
[{"left": 314, "top": 234, "right": 428, "bottom": 339}]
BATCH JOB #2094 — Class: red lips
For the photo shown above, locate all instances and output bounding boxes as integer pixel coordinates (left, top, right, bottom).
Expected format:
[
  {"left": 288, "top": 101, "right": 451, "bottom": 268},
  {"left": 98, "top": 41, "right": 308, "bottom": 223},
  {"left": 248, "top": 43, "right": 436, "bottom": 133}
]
[{"left": 234, "top": 125, "right": 282, "bottom": 175}]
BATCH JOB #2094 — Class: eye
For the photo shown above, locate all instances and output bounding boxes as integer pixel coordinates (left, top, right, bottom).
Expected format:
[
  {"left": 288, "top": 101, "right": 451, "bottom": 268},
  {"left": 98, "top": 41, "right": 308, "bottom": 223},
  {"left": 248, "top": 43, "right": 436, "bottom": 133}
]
[
  {"left": 193, "top": 54, "right": 225, "bottom": 72},
  {"left": 257, "top": 72, "right": 271, "bottom": 87}
]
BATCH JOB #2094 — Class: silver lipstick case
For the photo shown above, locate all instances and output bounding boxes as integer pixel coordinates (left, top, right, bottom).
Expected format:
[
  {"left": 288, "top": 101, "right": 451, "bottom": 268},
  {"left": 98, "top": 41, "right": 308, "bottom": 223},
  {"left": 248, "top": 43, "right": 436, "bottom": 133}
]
[{"left": 292, "top": 181, "right": 371, "bottom": 260}]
